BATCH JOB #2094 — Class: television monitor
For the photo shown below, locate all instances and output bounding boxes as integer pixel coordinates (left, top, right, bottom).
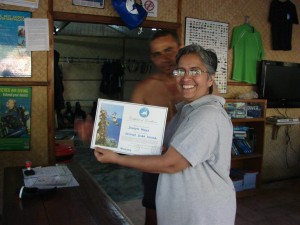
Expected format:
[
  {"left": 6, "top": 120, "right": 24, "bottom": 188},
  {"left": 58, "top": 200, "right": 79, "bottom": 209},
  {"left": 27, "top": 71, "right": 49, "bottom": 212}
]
[{"left": 257, "top": 60, "right": 300, "bottom": 108}]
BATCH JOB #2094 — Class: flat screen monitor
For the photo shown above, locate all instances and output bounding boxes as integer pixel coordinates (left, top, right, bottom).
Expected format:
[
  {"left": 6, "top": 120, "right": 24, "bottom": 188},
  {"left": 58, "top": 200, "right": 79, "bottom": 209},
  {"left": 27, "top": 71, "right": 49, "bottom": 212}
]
[{"left": 257, "top": 60, "right": 300, "bottom": 108}]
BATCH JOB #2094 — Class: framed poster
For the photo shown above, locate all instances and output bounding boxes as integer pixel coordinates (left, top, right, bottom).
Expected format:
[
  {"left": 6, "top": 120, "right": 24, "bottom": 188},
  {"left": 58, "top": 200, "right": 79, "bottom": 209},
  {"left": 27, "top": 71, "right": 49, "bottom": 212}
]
[
  {"left": 72, "top": 0, "right": 104, "bottom": 8},
  {"left": 0, "top": 10, "right": 32, "bottom": 77},
  {"left": 0, "top": 0, "right": 39, "bottom": 8},
  {"left": 0, "top": 86, "right": 32, "bottom": 151},
  {"left": 185, "top": 17, "right": 229, "bottom": 93},
  {"left": 91, "top": 99, "right": 168, "bottom": 155}
]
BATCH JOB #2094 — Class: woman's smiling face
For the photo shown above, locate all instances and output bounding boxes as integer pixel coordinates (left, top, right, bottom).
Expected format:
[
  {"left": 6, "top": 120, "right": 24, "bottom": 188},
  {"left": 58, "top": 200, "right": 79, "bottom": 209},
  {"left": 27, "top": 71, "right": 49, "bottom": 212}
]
[{"left": 175, "top": 53, "right": 214, "bottom": 103}]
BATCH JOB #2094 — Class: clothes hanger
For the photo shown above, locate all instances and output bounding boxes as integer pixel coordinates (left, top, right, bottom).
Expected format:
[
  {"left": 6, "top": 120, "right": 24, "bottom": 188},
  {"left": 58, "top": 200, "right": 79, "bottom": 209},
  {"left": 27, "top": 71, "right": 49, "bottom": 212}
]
[
  {"left": 244, "top": 16, "right": 254, "bottom": 32},
  {"left": 245, "top": 16, "right": 250, "bottom": 25}
]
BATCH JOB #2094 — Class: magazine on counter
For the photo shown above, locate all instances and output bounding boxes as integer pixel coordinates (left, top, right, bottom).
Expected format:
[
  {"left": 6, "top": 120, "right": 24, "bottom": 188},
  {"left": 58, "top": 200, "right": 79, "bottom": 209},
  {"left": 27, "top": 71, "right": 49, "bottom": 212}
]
[{"left": 90, "top": 99, "right": 168, "bottom": 155}]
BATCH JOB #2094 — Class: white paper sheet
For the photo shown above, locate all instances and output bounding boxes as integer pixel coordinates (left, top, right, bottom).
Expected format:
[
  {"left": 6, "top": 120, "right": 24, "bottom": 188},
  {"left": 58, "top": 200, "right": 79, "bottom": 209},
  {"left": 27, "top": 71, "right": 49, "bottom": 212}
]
[
  {"left": 23, "top": 165, "right": 79, "bottom": 189},
  {"left": 25, "top": 18, "right": 49, "bottom": 51}
]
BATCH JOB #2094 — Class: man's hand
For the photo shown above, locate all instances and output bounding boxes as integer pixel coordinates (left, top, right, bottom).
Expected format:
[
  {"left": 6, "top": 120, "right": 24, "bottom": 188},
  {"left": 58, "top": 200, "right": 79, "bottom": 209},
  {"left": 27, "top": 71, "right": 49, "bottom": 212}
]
[{"left": 74, "top": 114, "right": 94, "bottom": 143}]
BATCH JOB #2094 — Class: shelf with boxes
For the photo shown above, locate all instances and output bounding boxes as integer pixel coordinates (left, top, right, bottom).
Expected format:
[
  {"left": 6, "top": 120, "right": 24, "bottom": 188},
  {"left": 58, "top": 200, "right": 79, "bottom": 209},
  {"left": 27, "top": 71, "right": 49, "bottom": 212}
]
[{"left": 225, "top": 99, "right": 267, "bottom": 197}]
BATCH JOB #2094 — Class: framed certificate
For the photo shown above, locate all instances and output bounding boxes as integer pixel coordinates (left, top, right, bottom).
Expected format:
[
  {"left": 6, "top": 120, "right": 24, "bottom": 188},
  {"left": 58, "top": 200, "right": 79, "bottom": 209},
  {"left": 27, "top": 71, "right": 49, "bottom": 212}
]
[{"left": 90, "top": 99, "right": 168, "bottom": 155}]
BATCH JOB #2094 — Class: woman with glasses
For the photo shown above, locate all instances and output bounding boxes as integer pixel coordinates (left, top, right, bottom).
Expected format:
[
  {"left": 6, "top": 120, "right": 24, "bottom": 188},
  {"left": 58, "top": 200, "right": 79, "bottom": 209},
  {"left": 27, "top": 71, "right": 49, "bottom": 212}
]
[{"left": 94, "top": 44, "right": 236, "bottom": 225}]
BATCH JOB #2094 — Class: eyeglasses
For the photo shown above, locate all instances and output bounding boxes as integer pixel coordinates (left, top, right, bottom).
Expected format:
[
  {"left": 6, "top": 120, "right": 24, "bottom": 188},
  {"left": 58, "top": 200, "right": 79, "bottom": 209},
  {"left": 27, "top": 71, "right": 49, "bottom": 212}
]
[{"left": 172, "top": 68, "right": 209, "bottom": 77}]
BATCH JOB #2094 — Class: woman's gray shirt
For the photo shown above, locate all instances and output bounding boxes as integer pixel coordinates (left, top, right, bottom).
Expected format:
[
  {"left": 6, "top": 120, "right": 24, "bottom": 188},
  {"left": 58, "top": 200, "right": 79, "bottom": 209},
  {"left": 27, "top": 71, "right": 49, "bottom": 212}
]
[{"left": 156, "top": 95, "right": 236, "bottom": 225}]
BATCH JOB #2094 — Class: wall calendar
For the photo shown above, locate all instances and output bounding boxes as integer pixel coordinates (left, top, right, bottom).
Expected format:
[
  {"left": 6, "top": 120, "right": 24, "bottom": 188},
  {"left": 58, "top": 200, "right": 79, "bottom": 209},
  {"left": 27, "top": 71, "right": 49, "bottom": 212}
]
[{"left": 185, "top": 17, "right": 229, "bottom": 93}]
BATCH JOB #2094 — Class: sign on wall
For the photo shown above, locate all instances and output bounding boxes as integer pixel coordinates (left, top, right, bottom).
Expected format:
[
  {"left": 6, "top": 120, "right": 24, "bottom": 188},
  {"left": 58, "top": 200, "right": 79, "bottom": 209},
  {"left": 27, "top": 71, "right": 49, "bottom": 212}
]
[
  {"left": 0, "top": 86, "right": 32, "bottom": 151},
  {"left": 185, "top": 17, "right": 229, "bottom": 93},
  {"left": 0, "top": 0, "right": 39, "bottom": 8},
  {"left": 0, "top": 10, "right": 32, "bottom": 77},
  {"left": 72, "top": 0, "right": 104, "bottom": 8}
]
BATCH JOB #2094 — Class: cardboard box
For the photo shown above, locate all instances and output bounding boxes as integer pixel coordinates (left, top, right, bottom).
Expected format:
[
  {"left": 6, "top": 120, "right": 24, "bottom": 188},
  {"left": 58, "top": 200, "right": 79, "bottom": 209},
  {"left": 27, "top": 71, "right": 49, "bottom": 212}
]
[
  {"left": 243, "top": 171, "right": 258, "bottom": 190},
  {"left": 232, "top": 178, "right": 244, "bottom": 192},
  {"left": 224, "top": 102, "right": 246, "bottom": 118}
]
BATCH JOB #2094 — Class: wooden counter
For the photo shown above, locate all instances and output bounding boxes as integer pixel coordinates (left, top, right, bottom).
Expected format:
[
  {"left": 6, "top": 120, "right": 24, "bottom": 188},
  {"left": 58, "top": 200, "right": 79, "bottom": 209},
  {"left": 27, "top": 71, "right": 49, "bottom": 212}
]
[{"left": 2, "top": 163, "right": 133, "bottom": 225}]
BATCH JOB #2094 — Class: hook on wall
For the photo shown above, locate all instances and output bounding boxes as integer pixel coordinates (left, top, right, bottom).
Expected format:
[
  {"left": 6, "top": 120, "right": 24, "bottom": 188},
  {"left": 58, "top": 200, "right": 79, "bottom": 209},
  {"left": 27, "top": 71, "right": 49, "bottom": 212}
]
[{"left": 245, "top": 16, "right": 250, "bottom": 24}]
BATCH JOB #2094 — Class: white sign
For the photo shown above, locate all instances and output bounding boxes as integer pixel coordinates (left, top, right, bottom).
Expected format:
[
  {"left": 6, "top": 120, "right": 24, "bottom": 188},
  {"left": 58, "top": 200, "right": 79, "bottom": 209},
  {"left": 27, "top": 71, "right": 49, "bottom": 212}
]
[
  {"left": 128, "top": 0, "right": 157, "bottom": 17},
  {"left": 91, "top": 99, "right": 167, "bottom": 155},
  {"left": 142, "top": 0, "right": 157, "bottom": 17},
  {"left": 25, "top": 18, "right": 49, "bottom": 51}
]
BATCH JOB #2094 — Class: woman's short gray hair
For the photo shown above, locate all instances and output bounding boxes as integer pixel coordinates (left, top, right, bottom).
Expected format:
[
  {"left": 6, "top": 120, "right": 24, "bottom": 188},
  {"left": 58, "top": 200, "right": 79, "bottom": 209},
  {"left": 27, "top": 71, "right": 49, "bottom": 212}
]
[{"left": 175, "top": 44, "right": 218, "bottom": 74}]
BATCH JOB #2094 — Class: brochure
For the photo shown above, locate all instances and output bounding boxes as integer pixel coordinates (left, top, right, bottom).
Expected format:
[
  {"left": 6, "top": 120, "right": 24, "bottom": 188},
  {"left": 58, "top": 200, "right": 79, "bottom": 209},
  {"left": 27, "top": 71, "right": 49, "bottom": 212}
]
[{"left": 90, "top": 99, "right": 168, "bottom": 155}]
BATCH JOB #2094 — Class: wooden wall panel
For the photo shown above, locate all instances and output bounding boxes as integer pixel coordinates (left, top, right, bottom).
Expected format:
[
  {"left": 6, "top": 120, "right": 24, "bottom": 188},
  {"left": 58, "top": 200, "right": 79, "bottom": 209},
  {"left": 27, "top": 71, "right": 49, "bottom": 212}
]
[{"left": 0, "top": 2, "right": 50, "bottom": 213}]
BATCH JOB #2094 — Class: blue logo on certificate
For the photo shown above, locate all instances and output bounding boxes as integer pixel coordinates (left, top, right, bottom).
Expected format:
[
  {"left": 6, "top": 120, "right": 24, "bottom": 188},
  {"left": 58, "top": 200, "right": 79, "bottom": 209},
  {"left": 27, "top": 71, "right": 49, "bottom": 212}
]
[{"left": 139, "top": 107, "right": 149, "bottom": 118}]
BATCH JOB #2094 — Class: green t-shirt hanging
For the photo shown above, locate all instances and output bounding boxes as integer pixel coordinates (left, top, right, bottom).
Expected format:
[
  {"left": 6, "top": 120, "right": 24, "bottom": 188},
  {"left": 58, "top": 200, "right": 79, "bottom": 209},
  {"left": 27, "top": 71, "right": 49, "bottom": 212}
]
[{"left": 231, "top": 24, "right": 264, "bottom": 84}]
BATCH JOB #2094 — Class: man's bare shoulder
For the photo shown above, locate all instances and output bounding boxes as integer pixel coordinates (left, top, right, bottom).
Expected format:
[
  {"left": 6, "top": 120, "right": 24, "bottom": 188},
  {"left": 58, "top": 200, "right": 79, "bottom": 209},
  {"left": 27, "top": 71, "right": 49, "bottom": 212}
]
[
  {"left": 139, "top": 73, "right": 166, "bottom": 84},
  {"left": 134, "top": 74, "right": 167, "bottom": 90},
  {"left": 131, "top": 73, "right": 173, "bottom": 104}
]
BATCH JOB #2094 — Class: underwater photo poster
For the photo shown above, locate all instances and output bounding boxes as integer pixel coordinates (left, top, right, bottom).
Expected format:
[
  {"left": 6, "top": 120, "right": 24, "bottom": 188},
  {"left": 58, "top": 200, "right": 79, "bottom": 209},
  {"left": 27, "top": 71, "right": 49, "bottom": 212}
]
[
  {"left": 90, "top": 99, "right": 168, "bottom": 155},
  {"left": 0, "top": 10, "right": 32, "bottom": 77},
  {"left": 0, "top": 86, "right": 32, "bottom": 151}
]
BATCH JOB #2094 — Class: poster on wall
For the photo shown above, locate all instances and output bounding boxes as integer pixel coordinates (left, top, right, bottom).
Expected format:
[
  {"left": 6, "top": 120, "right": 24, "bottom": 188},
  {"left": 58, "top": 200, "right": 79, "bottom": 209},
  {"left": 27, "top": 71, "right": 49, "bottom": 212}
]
[
  {"left": 0, "top": 10, "right": 32, "bottom": 77},
  {"left": 0, "top": 0, "right": 39, "bottom": 8},
  {"left": 141, "top": 0, "right": 157, "bottom": 17},
  {"left": 185, "top": 17, "right": 229, "bottom": 94},
  {"left": 0, "top": 86, "right": 32, "bottom": 151},
  {"left": 72, "top": 0, "right": 104, "bottom": 8}
]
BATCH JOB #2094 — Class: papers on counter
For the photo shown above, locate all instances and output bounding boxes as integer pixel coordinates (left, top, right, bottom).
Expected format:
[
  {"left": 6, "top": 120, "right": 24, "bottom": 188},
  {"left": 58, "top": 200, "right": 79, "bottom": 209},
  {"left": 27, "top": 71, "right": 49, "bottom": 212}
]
[{"left": 23, "top": 165, "right": 79, "bottom": 189}]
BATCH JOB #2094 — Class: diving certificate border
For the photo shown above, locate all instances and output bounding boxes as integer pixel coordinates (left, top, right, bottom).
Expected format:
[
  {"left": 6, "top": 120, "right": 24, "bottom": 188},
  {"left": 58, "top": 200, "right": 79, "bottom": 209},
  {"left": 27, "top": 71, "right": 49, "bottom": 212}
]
[{"left": 90, "top": 99, "right": 168, "bottom": 155}]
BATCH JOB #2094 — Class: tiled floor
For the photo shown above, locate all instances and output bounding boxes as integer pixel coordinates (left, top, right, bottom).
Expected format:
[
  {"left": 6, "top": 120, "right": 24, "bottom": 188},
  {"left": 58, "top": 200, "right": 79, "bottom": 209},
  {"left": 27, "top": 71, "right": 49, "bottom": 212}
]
[
  {"left": 235, "top": 178, "right": 300, "bottom": 225},
  {"left": 117, "top": 178, "right": 300, "bottom": 225}
]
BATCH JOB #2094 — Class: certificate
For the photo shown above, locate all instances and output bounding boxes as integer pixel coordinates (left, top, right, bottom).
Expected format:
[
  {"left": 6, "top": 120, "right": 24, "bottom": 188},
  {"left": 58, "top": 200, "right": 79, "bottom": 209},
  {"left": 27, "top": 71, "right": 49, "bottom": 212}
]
[{"left": 90, "top": 99, "right": 168, "bottom": 155}]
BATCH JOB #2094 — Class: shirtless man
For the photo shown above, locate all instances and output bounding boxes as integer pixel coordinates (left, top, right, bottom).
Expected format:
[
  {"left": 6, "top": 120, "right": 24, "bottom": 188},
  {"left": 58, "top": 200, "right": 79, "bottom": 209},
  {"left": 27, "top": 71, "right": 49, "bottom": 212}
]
[{"left": 131, "top": 30, "right": 182, "bottom": 225}]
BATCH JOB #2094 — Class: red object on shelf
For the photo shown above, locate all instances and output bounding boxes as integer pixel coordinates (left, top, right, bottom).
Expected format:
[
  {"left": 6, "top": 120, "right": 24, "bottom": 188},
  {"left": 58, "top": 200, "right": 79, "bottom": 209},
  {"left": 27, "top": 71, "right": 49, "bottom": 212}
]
[{"left": 55, "top": 143, "right": 76, "bottom": 163}]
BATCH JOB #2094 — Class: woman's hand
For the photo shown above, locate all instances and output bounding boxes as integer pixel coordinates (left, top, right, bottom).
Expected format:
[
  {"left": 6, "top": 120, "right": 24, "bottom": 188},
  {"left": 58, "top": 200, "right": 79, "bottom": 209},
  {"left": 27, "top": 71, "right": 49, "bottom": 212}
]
[{"left": 94, "top": 147, "right": 119, "bottom": 164}]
